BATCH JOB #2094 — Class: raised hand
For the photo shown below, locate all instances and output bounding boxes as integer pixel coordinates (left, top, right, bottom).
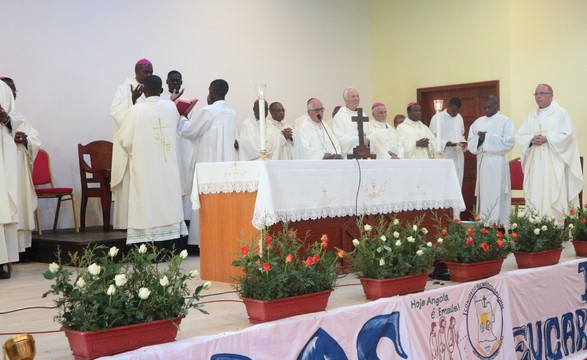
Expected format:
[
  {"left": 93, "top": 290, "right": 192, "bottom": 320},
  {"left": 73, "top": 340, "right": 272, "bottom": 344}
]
[{"left": 130, "top": 84, "right": 144, "bottom": 104}]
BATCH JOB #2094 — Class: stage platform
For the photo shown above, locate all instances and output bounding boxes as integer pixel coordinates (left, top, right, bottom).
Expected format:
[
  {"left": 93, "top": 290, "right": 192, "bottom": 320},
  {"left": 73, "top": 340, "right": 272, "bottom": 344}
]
[{"left": 3, "top": 245, "right": 587, "bottom": 359}]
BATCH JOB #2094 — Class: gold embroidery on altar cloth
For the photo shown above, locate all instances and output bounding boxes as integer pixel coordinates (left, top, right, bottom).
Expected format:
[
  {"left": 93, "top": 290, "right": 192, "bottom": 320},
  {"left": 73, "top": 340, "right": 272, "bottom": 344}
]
[
  {"left": 314, "top": 187, "right": 335, "bottom": 205},
  {"left": 363, "top": 179, "right": 388, "bottom": 200},
  {"left": 409, "top": 184, "right": 427, "bottom": 197},
  {"left": 223, "top": 162, "right": 248, "bottom": 178},
  {"left": 153, "top": 118, "right": 171, "bottom": 162}
]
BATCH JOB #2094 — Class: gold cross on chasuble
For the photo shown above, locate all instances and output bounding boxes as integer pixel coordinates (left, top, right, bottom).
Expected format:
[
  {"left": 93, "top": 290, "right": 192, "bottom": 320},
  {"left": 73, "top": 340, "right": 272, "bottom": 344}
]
[{"left": 153, "top": 118, "right": 171, "bottom": 162}]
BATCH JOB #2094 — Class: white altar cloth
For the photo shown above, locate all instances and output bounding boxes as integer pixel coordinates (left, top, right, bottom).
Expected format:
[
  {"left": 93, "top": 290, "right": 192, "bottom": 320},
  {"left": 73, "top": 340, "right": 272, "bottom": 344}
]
[{"left": 192, "top": 159, "right": 465, "bottom": 230}]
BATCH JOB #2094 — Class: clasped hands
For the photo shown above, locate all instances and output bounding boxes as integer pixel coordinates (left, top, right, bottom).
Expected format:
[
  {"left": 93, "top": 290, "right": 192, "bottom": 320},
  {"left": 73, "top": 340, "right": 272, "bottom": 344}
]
[
  {"left": 531, "top": 134, "right": 548, "bottom": 146},
  {"left": 416, "top": 138, "right": 429, "bottom": 147},
  {"left": 282, "top": 128, "right": 293, "bottom": 141}
]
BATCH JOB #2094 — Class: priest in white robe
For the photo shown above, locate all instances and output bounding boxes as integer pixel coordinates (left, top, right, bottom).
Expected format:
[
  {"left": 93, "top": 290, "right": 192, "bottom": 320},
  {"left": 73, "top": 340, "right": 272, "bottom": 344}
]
[
  {"left": 468, "top": 95, "right": 514, "bottom": 225},
  {"left": 515, "top": 84, "right": 584, "bottom": 223},
  {"left": 118, "top": 75, "right": 187, "bottom": 245},
  {"left": 0, "top": 81, "right": 20, "bottom": 278},
  {"left": 396, "top": 102, "right": 436, "bottom": 159},
  {"left": 238, "top": 99, "right": 283, "bottom": 161},
  {"left": 109, "top": 59, "right": 153, "bottom": 230},
  {"left": 429, "top": 98, "right": 466, "bottom": 187},
  {"left": 2, "top": 78, "right": 40, "bottom": 253},
  {"left": 369, "top": 102, "right": 404, "bottom": 159},
  {"left": 268, "top": 102, "right": 294, "bottom": 160},
  {"left": 333, "top": 87, "right": 371, "bottom": 158},
  {"left": 294, "top": 98, "right": 341, "bottom": 160}
]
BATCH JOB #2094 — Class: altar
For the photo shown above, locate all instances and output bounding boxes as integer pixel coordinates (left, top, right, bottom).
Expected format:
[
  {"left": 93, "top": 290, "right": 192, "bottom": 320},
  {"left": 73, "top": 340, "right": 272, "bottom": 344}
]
[{"left": 192, "top": 159, "right": 465, "bottom": 282}]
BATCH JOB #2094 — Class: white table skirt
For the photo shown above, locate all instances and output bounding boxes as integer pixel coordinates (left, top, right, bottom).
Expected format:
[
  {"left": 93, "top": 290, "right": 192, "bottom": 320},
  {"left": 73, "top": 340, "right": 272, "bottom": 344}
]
[{"left": 192, "top": 159, "right": 465, "bottom": 229}]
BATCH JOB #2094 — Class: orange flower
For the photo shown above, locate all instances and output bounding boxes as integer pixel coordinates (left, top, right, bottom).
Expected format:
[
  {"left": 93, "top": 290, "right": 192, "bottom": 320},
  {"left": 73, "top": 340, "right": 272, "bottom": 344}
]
[
  {"left": 288, "top": 229, "right": 297, "bottom": 238},
  {"left": 337, "top": 250, "right": 345, "bottom": 258},
  {"left": 497, "top": 231, "right": 504, "bottom": 238},
  {"left": 512, "top": 232, "right": 519, "bottom": 239},
  {"left": 285, "top": 253, "right": 293, "bottom": 263},
  {"left": 475, "top": 214, "right": 481, "bottom": 221},
  {"left": 481, "top": 242, "right": 490, "bottom": 251},
  {"left": 313, "top": 254, "right": 320, "bottom": 263},
  {"left": 265, "top": 235, "right": 272, "bottom": 244},
  {"left": 480, "top": 227, "right": 489, "bottom": 235},
  {"left": 320, "top": 234, "right": 328, "bottom": 242},
  {"left": 241, "top": 245, "right": 249, "bottom": 255},
  {"left": 466, "top": 237, "right": 473, "bottom": 246},
  {"left": 455, "top": 219, "right": 461, "bottom": 225},
  {"left": 263, "top": 262, "right": 270, "bottom": 272},
  {"left": 467, "top": 228, "right": 474, "bottom": 236},
  {"left": 321, "top": 241, "right": 328, "bottom": 248},
  {"left": 497, "top": 239, "right": 504, "bottom": 248},
  {"left": 441, "top": 229, "right": 448, "bottom": 236},
  {"left": 305, "top": 256, "right": 313, "bottom": 267}
]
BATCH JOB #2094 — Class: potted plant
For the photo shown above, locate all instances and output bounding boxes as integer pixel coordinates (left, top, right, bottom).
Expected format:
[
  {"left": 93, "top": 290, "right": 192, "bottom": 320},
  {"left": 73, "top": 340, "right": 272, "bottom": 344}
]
[
  {"left": 566, "top": 205, "right": 587, "bottom": 256},
  {"left": 347, "top": 216, "right": 435, "bottom": 300},
  {"left": 509, "top": 209, "right": 566, "bottom": 268},
  {"left": 231, "top": 226, "right": 342, "bottom": 324},
  {"left": 436, "top": 217, "right": 512, "bottom": 282},
  {"left": 43, "top": 244, "right": 210, "bottom": 360}
]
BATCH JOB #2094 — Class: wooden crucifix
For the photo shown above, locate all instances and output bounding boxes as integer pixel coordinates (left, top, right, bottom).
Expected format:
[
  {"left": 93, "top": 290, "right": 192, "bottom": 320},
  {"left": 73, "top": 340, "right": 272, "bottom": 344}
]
[{"left": 348, "top": 107, "right": 376, "bottom": 159}]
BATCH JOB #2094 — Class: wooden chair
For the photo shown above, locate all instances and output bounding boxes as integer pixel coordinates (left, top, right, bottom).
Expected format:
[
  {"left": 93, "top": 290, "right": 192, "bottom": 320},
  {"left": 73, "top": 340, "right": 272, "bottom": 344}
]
[
  {"left": 509, "top": 157, "right": 525, "bottom": 212},
  {"left": 78, "top": 141, "right": 113, "bottom": 232},
  {"left": 33, "top": 149, "right": 79, "bottom": 235}
]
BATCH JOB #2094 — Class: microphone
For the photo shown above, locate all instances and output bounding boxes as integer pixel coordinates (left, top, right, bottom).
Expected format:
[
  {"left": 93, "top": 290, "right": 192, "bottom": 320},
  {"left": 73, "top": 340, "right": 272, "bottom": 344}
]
[{"left": 318, "top": 113, "right": 343, "bottom": 159}]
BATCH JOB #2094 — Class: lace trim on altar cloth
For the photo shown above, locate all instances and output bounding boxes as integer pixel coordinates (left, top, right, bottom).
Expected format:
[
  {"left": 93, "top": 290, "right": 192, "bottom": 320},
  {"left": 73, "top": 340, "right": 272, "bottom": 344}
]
[
  {"left": 198, "top": 180, "right": 258, "bottom": 194},
  {"left": 252, "top": 200, "right": 465, "bottom": 229}
]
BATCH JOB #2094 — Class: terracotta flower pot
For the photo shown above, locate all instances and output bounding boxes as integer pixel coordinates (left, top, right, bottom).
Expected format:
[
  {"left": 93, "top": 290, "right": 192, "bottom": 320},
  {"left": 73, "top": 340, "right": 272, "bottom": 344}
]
[
  {"left": 514, "top": 248, "right": 563, "bottom": 269},
  {"left": 445, "top": 258, "right": 504, "bottom": 282},
  {"left": 359, "top": 273, "right": 429, "bottom": 300},
  {"left": 572, "top": 241, "right": 587, "bottom": 257},
  {"left": 241, "top": 290, "right": 332, "bottom": 324},
  {"left": 63, "top": 318, "right": 182, "bottom": 360}
]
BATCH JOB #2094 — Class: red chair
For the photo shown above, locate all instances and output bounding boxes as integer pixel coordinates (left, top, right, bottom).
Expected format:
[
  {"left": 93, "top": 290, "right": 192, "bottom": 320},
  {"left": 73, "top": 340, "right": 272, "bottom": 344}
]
[
  {"left": 33, "top": 149, "right": 79, "bottom": 235},
  {"left": 509, "top": 157, "right": 525, "bottom": 212},
  {"left": 78, "top": 141, "right": 113, "bottom": 232}
]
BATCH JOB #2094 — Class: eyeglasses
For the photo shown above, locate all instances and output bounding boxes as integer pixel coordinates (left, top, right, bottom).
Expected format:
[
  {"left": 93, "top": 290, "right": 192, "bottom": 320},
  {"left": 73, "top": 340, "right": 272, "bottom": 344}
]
[
  {"left": 533, "top": 92, "right": 552, "bottom": 96},
  {"left": 310, "top": 108, "right": 325, "bottom": 112}
]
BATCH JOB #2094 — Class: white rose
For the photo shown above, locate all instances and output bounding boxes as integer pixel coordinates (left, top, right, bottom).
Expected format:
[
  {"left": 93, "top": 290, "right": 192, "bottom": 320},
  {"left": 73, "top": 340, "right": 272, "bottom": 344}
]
[
  {"left": 364, "top": 224, "right": 372, "bottom": 231},
  {"left": 106, "top": 284, "right": 116, "bottom": 296},
  {"left": 138, "top": 287, "right": 151, "bottom": 300},
  {"left": 48, "top": 262, "right": 59, "bottom": 273},
  {"left": 160, "top": 276, "right": 170, "bottom": 287},
  {"left": 393, "top": 231, "right": 400, "bottom": 239},
  {"left": 437, "top": 238, "right": 444, "bottom": 244},
  {"left": 88, "top": 263, "right": 101, "bottom": 276},
  {"left": 379, "top": 258, "right": 385, "bottom": 266},
  {"left": 75, "top": 277, "right": 86, "bottom": 289},
  {"left": 533, "top": 228, "right": 541, "bottom": 235},
  {"left": 352, "top": 239, "right": 360, "bottom": 247},
  {"left": 427, "top": 242, "right": 433, "bottom": 248},
  {"left": 180, "top": 250, "right": 188, "bottom": 259},
  {"left": 412, "top": 225, "right": 418, "bottom": 232},
  {"left": 138, "top": 244, "right": 148, "bottom": 254},
  {"left": 189, "top": 269, "right": 199, "bottom": 278},
  {"left": 534, "top": 217, "right": 542, "bottom": 223},
  {"left": 108, "top": 246, "right": 119, "bottom": 258},
  {"left": 512, "top": 223, "right": 518, "bottom": 229},
  {"left": 569, "top": 224, "right": 575, "bottom": 229},
  {"left": 202, "top": 281, "right": 212, "bottom": 290},
  {"left": 416, "top": 250, "right": 424, "bottom": 256},
  {"left": 380, "top": 235, "right": 387, "bottom": 242},
  {"left": 541, "top": 225, "right": 548, "bottom": 231},
  {"left": 528, "top": 218, "right": 535, "bottom": 224},
  {"left": 395, "top": 240, "right": 402, "bottom": 247},
  {"left": 421, "top": 227, "right": 428, "bottom": 235},
  {"left": 393, "top": 219, "right": 400, "bottom": 225},
  {"left": 114, "top": 274, "right": 127, "bottom": 287},
  {"left": 407, "top": 236, "right": 415, "bottom": 243}
]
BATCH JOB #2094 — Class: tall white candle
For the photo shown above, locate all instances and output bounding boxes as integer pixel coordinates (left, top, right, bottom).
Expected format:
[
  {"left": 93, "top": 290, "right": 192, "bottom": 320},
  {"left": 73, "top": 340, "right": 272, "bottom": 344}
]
[
  {"left": 259, "top": 100, "right": 266, "bottom": 152},
  {"left": 436, "top": 112, "right": 442, "bottom": 153}
]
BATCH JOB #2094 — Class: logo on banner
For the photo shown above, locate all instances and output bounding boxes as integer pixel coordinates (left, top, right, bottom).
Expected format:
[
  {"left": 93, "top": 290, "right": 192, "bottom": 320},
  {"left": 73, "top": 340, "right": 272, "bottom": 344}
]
[{"left": 464, "top": 282, "right": 504, "bottom": 359}]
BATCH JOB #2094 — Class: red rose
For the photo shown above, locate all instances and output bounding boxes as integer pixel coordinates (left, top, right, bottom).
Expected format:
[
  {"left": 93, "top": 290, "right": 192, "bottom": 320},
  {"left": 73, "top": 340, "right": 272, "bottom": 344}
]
[
  {"left": 285, "top": 253, "right": 293, "bottom": 263},
  {"left": 497, "top": 240, "right": 504, "bottom": 248},
  {"left": 581, "top": 218, "right": 586, "bottom": 224},
  {"left": 466, "top": 237, "right": 473, "bottom": 246},
  {"left": 481, "top": 242, "right": 490, "bottom": 251},
  {"left": 467, "top": 228, "right": 474, "bottom": 236},
  {"left": 313, "top": 254, "right": 320, "bottom": 263},
  {"left": 321, "top": 241, "right": 328, "bottom": 248},
  {"left": 267, "top": 243, "right": 273, "bottom": 250},
  {"left": 492, "top": 223, "right": 498, "bottom": 229},
  {"left": 512, "top": 232, "right": 519, "bottom": 239},
  {"left": 570, "top": 209, "right": 576, "bottom": 215},
  {"left": 481, "top": 228, "right": 489, "bottom": 234},
  {"left": 288, "top": 230, "right": 297, "bottom": 238},
  {"left": 441, "top": 230, "right": 448, "bottom": 236},
  {"left": 241, "top": 245, "right": 249, "bottom": 255},
  {"left": 321, "top": 234, "right": 328, "bottom": 242},
  {"left": 497, "top": 231, "right": 504, "bottom": 238},
  {"left": 305, "top": 256, "right": 313, "bottom": 267},
  {"left": 265, "top": 235, "right": 272, "bottom": 244},
  {"left": 263, "top": 262, "right": 270, "bottom": 272},
  {"left": 337, "top": 250, "right": 345, "bottom": 258},
  {"left": 455, "top": 219, "right": 461, "bottom": 225}
]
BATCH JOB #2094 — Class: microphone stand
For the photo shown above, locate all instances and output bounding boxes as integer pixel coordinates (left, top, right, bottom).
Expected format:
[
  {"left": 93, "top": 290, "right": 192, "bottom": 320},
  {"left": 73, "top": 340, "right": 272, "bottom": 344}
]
[{"left": 318, "top": 114, "right": 342, "bottom": 159}]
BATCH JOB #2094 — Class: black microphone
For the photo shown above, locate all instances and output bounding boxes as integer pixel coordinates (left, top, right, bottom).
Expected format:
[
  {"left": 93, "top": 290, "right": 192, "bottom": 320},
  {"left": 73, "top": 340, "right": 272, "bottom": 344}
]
[{"left": 318, "top": 113, "right": 343, "bottom": 159}]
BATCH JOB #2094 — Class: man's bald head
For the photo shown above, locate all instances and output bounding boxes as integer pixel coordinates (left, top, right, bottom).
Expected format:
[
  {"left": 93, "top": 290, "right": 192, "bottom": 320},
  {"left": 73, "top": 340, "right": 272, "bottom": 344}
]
[{"left": 342, "top": 87, "right": 360, "bottom": 110}]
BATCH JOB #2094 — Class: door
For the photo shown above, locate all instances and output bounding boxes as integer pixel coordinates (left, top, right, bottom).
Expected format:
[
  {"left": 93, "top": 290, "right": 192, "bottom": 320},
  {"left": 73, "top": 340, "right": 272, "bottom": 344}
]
[{"left": 417, "top": 80, "right": 500, "bottom": 221}]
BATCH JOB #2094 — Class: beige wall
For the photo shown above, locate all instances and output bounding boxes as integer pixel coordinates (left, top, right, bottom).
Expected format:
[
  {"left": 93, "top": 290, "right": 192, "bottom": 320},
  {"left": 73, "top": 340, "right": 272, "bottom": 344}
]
[{"left": 371, "top": 0, "right": 587, "bottom": 162}]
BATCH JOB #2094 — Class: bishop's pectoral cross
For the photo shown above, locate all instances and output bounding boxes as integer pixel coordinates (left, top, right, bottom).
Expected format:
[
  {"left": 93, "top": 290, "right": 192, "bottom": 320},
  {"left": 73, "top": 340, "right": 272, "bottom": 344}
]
[
  {"left": 352, "top": 108, "right": 369, "bottom": 146},
  {"left": 153, "top": 118, "right": 171, "bottom": 162}
]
